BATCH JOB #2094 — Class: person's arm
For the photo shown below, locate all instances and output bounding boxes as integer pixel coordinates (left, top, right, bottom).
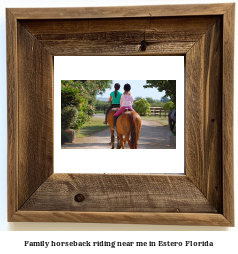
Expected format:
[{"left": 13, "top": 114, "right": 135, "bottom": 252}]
[
  {"left": 109, "top": 96, "right": 112, "bottom": 102},
  {"left": 120, "top": 95, "right": 124, "bottom": 108}
]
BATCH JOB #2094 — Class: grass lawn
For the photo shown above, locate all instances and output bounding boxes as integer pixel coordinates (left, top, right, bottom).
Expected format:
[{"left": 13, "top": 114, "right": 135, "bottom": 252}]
[
  {"left": 140, "top": 116, "right": 168, "bottom": 127},
  {"left": 76, "top": 117, "right": 109, "bottom": 138}
]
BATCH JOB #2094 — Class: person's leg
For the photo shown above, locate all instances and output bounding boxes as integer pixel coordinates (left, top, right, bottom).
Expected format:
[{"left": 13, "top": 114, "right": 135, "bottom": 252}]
[
  {"left": 112, "top": 116, "right": 118, "bottom": 130},
  {"left": 103, "top": 104, "right": 120, "bottom": 124},
  {"left": 103, "top": 105, "right": 113, "bottom": 124},
  {"left": 128, "top": 106, "right": 135, "bottom": 112},
  {"left": 112, "top": 107, "right": 124, "bottom": 130}
]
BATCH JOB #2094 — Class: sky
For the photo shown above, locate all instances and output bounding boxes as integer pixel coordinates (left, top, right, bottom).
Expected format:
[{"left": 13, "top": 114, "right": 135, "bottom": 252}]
[
  {"left": 97, "top": 80, "right": 165, "bottom": 101},
  {"left": 55, "top": 56, "right": 184, "bottom": 102}
]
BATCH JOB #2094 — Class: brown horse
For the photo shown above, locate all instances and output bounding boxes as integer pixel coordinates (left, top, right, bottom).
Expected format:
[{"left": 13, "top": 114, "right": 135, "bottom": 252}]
[
  {"left": 107, "top": 108, "right": 121, "bottom": 149},
  {"left": 116, "top": 110, "right": 141, "bottom": 149}
]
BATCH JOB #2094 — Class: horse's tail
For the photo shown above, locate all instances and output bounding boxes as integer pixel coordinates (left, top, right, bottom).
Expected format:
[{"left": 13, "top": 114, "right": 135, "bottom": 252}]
[{"left": 129, "top": 112, "right": 139, "bottom": 149}]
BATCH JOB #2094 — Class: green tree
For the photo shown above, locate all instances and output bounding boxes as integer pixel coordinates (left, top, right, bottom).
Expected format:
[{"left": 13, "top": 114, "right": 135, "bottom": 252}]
[
  {"left": 134, "top": 96, "right": 143, "bottom": 102},
  {"left": 144, "top": 80, "right": 176, "bottom": 107},
  {"left": 163, "top": 101, "right": 175, "bottom": 111},
  {"left": 145, "top": 97, "right": 156, "bottom": 104},
  {"left": 61, "top": 80, "right": 112, "bottom": 130},
  {"left": 95, "top": 99, "right": 110, "bottom": 107},
  {"left": 95, "top": 99, "right": 110, "bottom": 113},
  {"left": 134, "top": 98, "right": 151, "bottom": 116},
  {"left": 61, "top": 106, "right": 79, "bottom": 130},
  {"left": 96, "top": 80, "right": 113, "bottom": 95},
  {"left": 160, "top": 96, "right": 171, "bottom": 103},
  {"left": 155, "top": 99, "right": 165, "bottom": 107},
  {"left": 73, "top": 80, "right": 112, "bottom": 95},
  {"left": 61, "top": 82, "right": 91, "bottom": 129}
]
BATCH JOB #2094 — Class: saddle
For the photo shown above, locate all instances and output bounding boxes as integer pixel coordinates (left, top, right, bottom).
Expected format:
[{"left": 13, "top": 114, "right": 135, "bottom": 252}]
[
  {"left": 115, "top": 108, "right": 132, "bottom": 120},
  {"left": 116, "top": 108, "right": 132, "bottom": 120},
  {"left": 123, "top": 108, "right": 132, "bottom": 113}
]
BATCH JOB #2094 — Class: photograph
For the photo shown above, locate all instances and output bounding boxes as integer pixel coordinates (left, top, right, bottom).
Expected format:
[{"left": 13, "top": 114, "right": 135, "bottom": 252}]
[
  {"left": 61, "top": 80, "right": 176, "bottom": 149},
  {"left": 54, "top": 56, "right": 184, "bottom": 174}
]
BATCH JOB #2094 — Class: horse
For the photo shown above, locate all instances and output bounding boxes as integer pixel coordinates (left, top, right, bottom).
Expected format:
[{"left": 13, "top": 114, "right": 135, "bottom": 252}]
[
  {"left": 107, "top": 108, "right": 121, "bottom": 149},
  {"left": 116, "top": 109, "right": 141, "bottom": 149},
  {"left": 168, "top": 110, "right": 176, "bottom": 131}
]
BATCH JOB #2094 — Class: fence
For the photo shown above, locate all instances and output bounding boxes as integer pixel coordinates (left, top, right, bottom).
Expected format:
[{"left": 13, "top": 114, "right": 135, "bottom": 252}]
[
  {"left": 95, "top": 106, "right": 169, "bottom": 117},
  {"left": 95, "top": 105, "right": 108, "bottom": 114},
  {"left": 150, "top": 107, "right": 169, "bottom": 117}
]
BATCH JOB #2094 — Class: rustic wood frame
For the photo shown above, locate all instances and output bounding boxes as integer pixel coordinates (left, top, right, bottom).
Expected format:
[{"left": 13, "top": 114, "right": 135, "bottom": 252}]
[{"left": 7, "top": 4, "right": 234, "bottom": 226}]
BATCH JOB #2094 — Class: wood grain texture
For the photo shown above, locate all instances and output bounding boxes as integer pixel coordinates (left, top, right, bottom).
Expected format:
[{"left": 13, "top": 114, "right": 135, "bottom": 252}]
[
  {"left": 19, "top": 17, "right": 218, "bottom": 56},
  {"left": 20, "top": 16, "right": 218, "bottom": 34},
  {"left": 186, "top": 18, "right": 222, "bottom": 212},
  {"left": 18, "top": 23, "right": 54, "bottom": 208},
  {"left": 20, "top": 174, "right": 217, "bottom": 213},
  {"left": 6, "top": 9, "right": 18, "bottom": 221},
  {"left": 8, "top": 3, "right": 233, "bottom": 19},
  {"left": 37, "top": 41, "right": 193, "bottom": 56},
  {"left": 222, "top": 4, "right": 235, "bottom": 226},
  {"left": 11, "top": 211, "right": 232, "bottom": 226}
]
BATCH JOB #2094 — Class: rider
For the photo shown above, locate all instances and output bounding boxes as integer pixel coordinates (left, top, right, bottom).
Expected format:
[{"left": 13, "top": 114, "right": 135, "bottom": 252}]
[
  {"left": 103, "top": 83, "right": 122, "bottom": 124},
  {"left": 112, "top": 83, "right": 135, "bottom": 130}
]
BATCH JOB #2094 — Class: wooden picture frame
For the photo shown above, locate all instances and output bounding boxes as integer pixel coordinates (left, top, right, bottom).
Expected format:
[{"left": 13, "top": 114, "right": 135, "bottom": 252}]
[{"left": 7, "top": 3, "right": 234, "bottom": 226}]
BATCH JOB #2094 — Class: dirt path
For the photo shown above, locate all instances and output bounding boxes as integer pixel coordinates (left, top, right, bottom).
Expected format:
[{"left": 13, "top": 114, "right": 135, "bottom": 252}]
[{"left": 62, "top": 115, "right": 175, "bottom": 149}]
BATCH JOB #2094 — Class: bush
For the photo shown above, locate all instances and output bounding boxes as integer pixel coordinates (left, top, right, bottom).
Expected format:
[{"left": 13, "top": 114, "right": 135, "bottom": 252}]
[
  {"left": 61, "top": 85, "right": 82, "bottom": 109},
  {"left": 61, "top": 106, "right": 79, "bottom": 130},
  {"left": 133, "top": 98, "right": 151, "bottom": 116},
  {"left": 61, "top": 82, "right": 91, "bottom": 130},
  {"left": 163, "top": 101, "right": 175, "bottom": 111},
  {"left": 61, "top": 80, "right": 112, "bottom": 130}
]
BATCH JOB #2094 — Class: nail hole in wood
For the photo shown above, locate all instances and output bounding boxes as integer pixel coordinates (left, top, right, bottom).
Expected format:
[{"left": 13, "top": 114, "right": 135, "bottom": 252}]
[
  {"left": 74, "top": 193, "right": 85, "bottom": 202},
  {"left": 211, "top": 119, "right": 215, "bottom": 122},
  {"left": 140, "top": 40, "right": 147, "bottom": 51}
]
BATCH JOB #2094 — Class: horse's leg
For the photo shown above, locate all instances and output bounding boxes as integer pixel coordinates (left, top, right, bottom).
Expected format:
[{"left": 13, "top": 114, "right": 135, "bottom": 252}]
[
  {"left": 109, "top": 128, "right": 115, "bottom": 149},
  {"left": 117, "top": 137, "right": 121, "bottom": 149},
  {"left": 124, "top": 135, "right": 131, "bottom": 149},
  {"left": 118, "top": 133, "right": 124, "bottom": 149},
  {"left": 116, "top": 132, "right": 121, "bottom": 149}
]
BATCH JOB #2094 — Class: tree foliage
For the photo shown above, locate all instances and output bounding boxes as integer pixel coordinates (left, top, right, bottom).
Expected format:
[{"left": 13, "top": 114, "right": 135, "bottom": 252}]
[
  {"left": 61, "top": 106, "right": 79, "bottom": 130},
  {"left": 74, "top": 80, "right": 112, "bottom": 95},
  {"left": 144, "top": 80, "right": 176, "bottom": 107},
  {"left": 145, "top": 97, "right": 155, "bottom": 104},
  {"left": 134, "top": 96, "right": 143, "bottom": 102},
  {"left": 160, "top": 96, "right": 171, "bottom": 103},
  {"left": 95, "top": 99, "right": 110, "bottom": 107},
  {"left": 163, "top": 101, "right": 175, "bottom": 111},
  {"left": 61, "top": 80, "right": 112, "bottom": 130},
  {"left": 134, "top": 96, "right": 165, "bottom": 107},
  {"left": 156, "top": 100, "right": 166, "bottom": 107},
  {"left": 133, "top": 98, "right": 151, "bottom": 116}
]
